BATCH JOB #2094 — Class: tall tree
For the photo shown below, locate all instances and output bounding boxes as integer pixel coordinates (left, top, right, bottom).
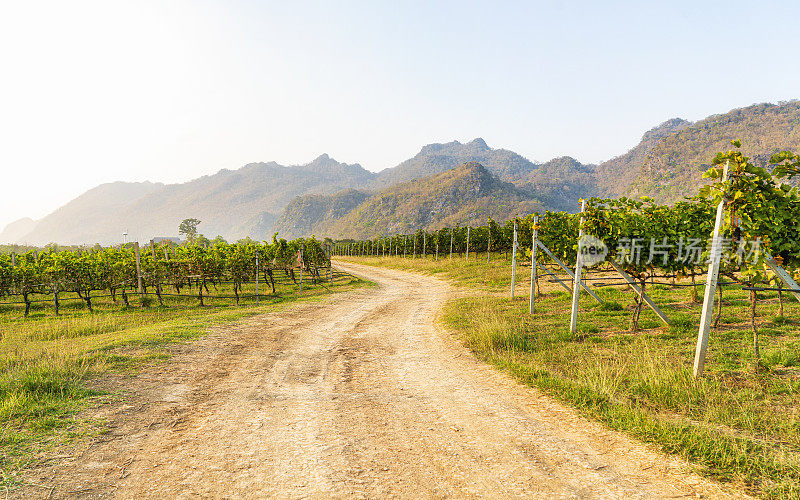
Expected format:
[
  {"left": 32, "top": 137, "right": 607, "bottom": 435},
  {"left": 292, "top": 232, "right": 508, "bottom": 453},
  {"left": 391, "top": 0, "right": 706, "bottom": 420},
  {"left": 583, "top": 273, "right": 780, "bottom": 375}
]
[{"left": 179, "top": 218, "right": 201, "bottom": 243}]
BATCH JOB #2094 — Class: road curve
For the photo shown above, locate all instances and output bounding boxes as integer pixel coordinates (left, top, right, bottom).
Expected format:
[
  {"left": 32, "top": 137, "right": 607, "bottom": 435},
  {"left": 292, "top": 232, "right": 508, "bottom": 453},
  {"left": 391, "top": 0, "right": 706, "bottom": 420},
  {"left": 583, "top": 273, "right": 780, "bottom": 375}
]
[{"left": 26, "top": 261, "right": 739, "bottom": 498}]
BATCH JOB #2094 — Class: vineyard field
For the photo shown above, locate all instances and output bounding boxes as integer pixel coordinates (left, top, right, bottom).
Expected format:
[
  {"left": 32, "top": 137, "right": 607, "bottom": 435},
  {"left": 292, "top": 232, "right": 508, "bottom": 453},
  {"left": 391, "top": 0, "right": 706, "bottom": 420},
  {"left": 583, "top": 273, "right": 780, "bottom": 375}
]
[{"left": 337, "top": 254, "right": 800, "bottom": 497}]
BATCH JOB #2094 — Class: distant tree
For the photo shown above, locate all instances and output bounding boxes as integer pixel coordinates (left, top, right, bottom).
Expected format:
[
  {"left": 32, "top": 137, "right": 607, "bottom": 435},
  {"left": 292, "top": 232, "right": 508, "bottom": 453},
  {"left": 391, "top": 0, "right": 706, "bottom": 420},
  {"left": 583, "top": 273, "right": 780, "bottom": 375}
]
[
  {"left": 179, "top": 218, "right": 201, "bottom": 243},
  {"left": 195, "top": 234, "right": 211, "bottom": 248}
]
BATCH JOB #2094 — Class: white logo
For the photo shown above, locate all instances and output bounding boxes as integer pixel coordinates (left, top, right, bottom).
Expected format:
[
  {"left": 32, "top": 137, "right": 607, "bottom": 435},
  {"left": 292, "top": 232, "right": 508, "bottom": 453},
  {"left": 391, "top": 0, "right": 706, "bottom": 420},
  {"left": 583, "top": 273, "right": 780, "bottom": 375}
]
[{"left": 578, "top": 235, "right": 607, "bottom": 267}]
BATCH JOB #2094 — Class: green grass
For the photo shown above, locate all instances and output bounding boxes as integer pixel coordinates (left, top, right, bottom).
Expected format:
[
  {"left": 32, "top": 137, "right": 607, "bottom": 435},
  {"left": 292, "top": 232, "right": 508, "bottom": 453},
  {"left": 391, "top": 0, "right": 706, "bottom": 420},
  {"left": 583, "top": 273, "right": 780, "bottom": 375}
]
[
  {"left": 340, "top": 254, "right": 800, "bottom": 498},
  {"left": 347, "top": 251, "right": 542, "bottom": 293},
  {"left": 0, "top": 272, "right": 365, "bottom": 487}
]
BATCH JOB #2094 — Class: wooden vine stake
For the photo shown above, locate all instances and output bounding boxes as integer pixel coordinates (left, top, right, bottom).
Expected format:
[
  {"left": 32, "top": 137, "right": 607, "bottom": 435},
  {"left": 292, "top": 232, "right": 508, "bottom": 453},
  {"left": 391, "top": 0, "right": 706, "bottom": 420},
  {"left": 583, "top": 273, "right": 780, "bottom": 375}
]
[
  {"left": 466, "top": 226, "right": 470, "bottom": 260},
  {"left": 693, "top": 160, "right": 729, "bottom": 378},
  {"left": 255, "top": 251, "right": 260, "bottom": 305},
  {"left": 298, "top": 244, "right": 304, "bottom": 295},
  {"left": 150, "top": 239, "right": 164, "bottom": 306},
  {"left": 569, "top": 200, "right": 587, "bottom": 334},
  {"left": 10, "top": 253, "right": 15, "bottom": 295},
  {"left": 511, "top": 221, "right": 518, "bottom": 298},
  {"left": 134, "top": 241, "right": 143, "bottom": 300},
  {"left": 449, "top": 229, "right": 454, "bottom": 260},
  {"left": 529, "top": 215, "right": 538, "bottom": 314}
]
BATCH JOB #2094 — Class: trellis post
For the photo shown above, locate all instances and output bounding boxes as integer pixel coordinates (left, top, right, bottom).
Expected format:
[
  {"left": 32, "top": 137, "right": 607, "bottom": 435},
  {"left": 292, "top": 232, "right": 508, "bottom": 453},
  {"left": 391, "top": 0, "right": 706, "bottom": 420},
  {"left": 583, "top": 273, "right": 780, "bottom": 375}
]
[
  {"left": 530, "top": 216, "right": 538, "bottom": 314},
  {"left": 255, "top": 251, "right": 260, "bottom": 305},
  {"left": 511, "top": 221, "right": 518, "bottom": 298},
  {"left": 449, "top": 229, "right": 454, "bottom": 260},
  {"left": 537, "top": 261, "right": 572, "bottom": 293},
  {"left": 10, "top": 253, "right": 15, "bottom": 295},
  {"left": 570, "top": 200, "right": 587, "bottom": 334},
  {"left": 765, "top": 256, "right": 800, "bottom": 302},
  {"left": 536, "top": 240, "right": 602, "bottom": 303},
  {"left": 693, "top": 160, "right": 729, "bottom": 378}
]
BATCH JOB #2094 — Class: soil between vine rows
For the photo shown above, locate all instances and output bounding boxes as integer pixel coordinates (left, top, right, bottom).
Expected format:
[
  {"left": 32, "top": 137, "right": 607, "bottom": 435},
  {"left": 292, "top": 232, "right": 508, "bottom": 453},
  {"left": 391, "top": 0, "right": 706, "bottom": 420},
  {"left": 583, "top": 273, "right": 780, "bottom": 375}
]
[{"left": 16, "top": 262, "right": 741, "bottom": 498}]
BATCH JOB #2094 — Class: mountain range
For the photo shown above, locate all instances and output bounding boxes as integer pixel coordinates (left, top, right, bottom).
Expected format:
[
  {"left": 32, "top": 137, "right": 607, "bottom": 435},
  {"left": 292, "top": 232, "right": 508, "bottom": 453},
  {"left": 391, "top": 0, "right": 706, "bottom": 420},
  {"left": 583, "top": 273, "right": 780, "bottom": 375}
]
[
  {"left": 275, "top": 162, "right": 543, "bottom": 240},
  {"left": 3, "top": 101, "right": 799, "bottom": 244}
]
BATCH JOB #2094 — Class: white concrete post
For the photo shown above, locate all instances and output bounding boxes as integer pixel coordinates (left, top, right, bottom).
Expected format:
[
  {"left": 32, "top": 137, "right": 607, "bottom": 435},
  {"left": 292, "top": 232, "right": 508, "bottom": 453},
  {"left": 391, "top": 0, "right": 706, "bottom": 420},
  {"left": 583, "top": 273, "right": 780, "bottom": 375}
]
[
  {"left": 569, "top": 200, "right": 587, "bottom": 334},
  {"left": 693, "top": 161, "right": 729, "bottom": 378}
]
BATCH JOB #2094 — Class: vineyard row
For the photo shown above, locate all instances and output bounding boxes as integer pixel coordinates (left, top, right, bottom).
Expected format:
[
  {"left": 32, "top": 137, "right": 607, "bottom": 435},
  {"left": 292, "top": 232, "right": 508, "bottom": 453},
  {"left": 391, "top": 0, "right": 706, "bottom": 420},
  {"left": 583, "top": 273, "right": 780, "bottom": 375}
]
[{"left": 0, "top": 235, "right": 336, "bottom": 316}]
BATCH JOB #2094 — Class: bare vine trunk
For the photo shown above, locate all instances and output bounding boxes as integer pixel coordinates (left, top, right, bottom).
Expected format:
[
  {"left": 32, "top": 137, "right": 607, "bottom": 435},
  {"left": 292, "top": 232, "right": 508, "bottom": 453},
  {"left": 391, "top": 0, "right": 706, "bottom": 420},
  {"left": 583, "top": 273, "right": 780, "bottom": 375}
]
[
  {"left": 23, "top": 292, "right": 31, "bottom": 317},
  {"left": 750, "top": 289, "right": 759, "bottom": 362},
  {"left": 155, "top": 283, "right": 164, "bottom": 306},
  {"left": 630, "top": 278, "right": 646, "bottom": 333}
]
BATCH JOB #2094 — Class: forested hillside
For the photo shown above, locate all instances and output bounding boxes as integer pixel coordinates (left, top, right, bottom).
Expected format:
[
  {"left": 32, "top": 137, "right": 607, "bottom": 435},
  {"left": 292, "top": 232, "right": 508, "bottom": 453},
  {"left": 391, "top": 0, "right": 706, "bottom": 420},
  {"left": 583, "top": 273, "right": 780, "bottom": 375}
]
[
  {"left": 593, "top": 118, "right": 691, "bottom": 197},
  {"left": 625, "top": 101, "right": 800, "bottom": 202},
  {"left": 275, "top": 162, "right": 543, "bottom": 239},
  {"left": 273, "top": 190, "right": 371, "bottom": 239},
  {"left": 370, "top": 138, "right": 600, "bottom": 212}
]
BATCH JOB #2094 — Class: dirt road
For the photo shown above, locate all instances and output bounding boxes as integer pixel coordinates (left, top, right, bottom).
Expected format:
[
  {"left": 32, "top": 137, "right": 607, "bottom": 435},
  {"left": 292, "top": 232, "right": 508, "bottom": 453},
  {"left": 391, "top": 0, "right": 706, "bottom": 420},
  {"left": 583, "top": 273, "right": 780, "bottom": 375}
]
[{"left": 23, "top": 262, "right": 739, "bottom": 498}]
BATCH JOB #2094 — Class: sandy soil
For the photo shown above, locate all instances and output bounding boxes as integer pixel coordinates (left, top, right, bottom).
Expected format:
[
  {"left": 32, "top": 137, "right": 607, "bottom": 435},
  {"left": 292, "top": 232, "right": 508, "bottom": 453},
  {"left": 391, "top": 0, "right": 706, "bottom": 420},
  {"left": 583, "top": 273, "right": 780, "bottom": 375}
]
[{"left": 18, "top": 261, "right": 743, "bottom": 499}]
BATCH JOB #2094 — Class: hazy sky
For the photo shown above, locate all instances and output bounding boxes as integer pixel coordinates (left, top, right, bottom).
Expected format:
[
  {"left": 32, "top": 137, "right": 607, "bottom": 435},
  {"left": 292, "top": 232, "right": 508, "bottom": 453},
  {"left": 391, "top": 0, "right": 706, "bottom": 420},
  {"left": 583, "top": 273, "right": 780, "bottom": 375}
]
[{"left": 1, "top": 0, "right": 799, "bottom": 232}]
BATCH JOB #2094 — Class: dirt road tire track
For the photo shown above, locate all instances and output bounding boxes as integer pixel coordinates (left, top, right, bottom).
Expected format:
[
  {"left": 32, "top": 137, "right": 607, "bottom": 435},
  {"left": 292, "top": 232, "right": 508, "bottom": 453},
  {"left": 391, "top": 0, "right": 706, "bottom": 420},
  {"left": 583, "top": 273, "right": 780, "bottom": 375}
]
[{"left": 20, "top": 261, "right": 741, "bottom": 498}]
